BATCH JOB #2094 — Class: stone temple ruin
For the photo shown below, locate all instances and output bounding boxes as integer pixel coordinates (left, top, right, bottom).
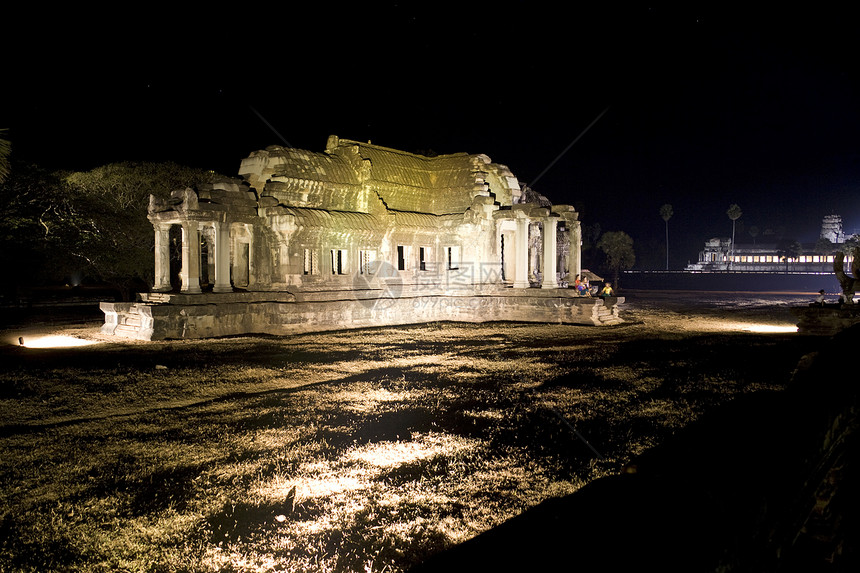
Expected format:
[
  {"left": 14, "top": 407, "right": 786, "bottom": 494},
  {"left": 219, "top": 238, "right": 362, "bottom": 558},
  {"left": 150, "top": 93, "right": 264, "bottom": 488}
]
[
  {"left": 101, "top": 136, "right": 623, "bottom": 340},
  {"left": 793, "top": 246, "right": 860, "bottom": 335}
]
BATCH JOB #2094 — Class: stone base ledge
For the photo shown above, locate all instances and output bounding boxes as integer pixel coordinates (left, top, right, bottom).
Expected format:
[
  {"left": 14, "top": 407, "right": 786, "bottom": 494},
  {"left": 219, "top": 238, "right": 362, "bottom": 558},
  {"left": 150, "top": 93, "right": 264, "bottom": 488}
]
[
  {"left": 791, "top": 304, "right": 860, "bottom": 336},
  {"left": 103, "top": 289, "right": 625, "bottom": 341}
]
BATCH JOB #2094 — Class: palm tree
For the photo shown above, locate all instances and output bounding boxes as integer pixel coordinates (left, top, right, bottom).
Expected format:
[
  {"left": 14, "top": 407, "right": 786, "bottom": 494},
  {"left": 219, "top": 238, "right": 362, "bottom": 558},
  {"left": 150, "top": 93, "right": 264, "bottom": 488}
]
[
  {"left": 659, "top": 204, "right": 673, "bottom": 270},
  {"left": 727, "top": 204, "right": 742, "bottom": 270},
  {"left": 748, "top": 225, "right": 759, "bottom": 245}
]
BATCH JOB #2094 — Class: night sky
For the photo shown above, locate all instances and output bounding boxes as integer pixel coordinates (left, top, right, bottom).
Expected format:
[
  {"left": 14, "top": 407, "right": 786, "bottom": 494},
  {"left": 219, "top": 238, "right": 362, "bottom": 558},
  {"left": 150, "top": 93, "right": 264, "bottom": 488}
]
[{"left": 6, "top": 4, "right": 860, "bottom": 268}]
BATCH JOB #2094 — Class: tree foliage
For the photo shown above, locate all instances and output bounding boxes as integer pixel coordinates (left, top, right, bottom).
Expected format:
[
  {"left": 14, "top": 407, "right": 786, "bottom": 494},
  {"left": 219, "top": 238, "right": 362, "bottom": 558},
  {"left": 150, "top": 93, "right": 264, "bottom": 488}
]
[
  {"left": 748, "top": 225, "right": 759, "bottom": 244},
  {"left": 814, "top": 237, "right": 834, "bottom": 255},
  {"left": 0, "top": 128, "right": 10, "bottom": 183},
  {"left": 726, "top": 203, "right": 743, "bottom": 222},
  {"left": 579, "top": 222, "right": 602, "bottom": 269},
  {"left": 597, "top": 230, "right": 635, "bottom": 287},
  {"left": 776, "top": 238, "right": 803, "bottom": 271},
  {"left": 0, "top": 163, "right": 71, "bottom": 298},
  {"left": 59, "top": 162, "right": 216, "bottom": 299},
  {"left": 0, "top": 161, "right": 217, "bottom": 301},
  {"left": 659, "top": 203, "right": 673, "bottom": 222},
  {"left": 726, "top": 204, "right": 742, "bottom": 269},
  {"left": 843, "top": 234, "right": 860, "bottom": 255}
]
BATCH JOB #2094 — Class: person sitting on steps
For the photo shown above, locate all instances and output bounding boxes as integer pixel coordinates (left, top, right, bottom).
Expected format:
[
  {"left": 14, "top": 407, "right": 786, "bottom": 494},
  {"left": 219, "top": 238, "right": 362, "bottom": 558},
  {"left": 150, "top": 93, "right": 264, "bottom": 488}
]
[{"left": 600, "top": 282, "right": 614, "bottom": 298}]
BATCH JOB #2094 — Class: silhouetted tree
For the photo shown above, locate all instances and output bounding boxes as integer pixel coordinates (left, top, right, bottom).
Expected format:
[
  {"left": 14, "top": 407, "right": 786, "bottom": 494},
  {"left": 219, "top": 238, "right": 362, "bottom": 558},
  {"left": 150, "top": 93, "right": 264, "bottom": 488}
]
[
  {"left": 61, "top": 162, "right": 216, "bottom": 300},
  {"left": 0, "top": 129, "right": 10, "bottom": 183},
  {"left": 814, "top": 237, "right": 834, "bottom": 256},
  {"left": 748, "top": 225, "right": 759, "bottom": 245},
  {"left": 659, "top": 204, "right": 673, "bottom": 270},
  {"left": 787, "top": 240, "right": 803, "bottom": 271},
  {"left": 726, "top": 204, "right": 742, "bottom": 269},
  {"left": 0, "top": 162, "right": 71, "bottom": 300},
  {"left": 843, "top": 235, "right": 860, "bottom": 255},
  {"left": 776, "top": 238, "right": 802, "bottom": 272},
  {"left": 597, "top": 231, "right": 635, "bottom": 288}
]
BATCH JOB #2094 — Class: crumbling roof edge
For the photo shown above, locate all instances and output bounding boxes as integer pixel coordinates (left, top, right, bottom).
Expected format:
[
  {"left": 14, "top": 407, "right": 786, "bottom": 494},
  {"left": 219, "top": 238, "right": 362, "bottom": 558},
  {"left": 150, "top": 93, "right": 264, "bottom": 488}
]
[{"left": 333, "top": 137, "right": 475, "bottom": 162}]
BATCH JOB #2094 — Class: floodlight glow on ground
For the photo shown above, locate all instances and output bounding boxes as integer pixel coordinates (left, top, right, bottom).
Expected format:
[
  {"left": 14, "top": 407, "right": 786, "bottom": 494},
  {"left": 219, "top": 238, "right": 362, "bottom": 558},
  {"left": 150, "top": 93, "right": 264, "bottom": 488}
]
[
  {"left": 19, "top": 335, "right": 99, "bottom": 348},
  {"left": 738, "top": 323, "right": 798, "bottom": 333}
]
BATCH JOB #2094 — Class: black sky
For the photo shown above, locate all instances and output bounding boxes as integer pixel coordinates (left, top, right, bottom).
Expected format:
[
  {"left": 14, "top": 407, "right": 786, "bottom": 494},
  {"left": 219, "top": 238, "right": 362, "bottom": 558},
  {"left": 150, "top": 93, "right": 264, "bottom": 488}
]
[{"left": 5, "top": 4, "right": 860, "bottom": 268}]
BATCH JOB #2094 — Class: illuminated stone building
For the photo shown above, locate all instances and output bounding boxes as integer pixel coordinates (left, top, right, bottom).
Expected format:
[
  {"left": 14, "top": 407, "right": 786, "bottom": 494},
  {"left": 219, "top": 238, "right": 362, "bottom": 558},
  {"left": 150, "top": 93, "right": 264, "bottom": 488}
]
[
  {"left": 102, "top": 136, "right": 623, "bottom": 340},
  {"left": 685, "top": 215, "right": 852, "bottom": 273}
]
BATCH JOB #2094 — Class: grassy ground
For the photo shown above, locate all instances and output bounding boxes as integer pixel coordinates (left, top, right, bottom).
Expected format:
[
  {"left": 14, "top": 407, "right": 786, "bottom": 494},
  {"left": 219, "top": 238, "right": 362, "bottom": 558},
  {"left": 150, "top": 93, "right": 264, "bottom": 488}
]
[{"left": 0, "top": 296, "right": 821, "bottom": 572}]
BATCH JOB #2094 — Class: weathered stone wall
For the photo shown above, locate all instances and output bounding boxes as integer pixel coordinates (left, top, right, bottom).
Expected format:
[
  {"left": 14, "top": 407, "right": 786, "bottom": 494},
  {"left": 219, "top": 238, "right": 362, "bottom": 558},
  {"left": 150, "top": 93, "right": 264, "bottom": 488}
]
[{"left": 101, "top": 289, "right": 623, "bottom": 341}]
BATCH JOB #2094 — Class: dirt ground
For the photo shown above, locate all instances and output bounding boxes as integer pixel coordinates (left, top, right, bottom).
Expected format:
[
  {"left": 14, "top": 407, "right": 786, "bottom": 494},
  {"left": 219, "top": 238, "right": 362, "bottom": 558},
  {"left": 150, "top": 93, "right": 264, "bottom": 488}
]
[{"left": 0, "top": 289, "right": 832, "bottom": 573}]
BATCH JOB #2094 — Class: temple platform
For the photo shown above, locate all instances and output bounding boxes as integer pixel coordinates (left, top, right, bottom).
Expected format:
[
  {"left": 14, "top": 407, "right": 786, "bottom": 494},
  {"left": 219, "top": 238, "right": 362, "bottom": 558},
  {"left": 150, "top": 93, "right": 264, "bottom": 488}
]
[
  {"left": 791, "top": 304, "right": 860, "bottom": 336},
  {"left": 100, "top": 286, "right": 624, "bottom": 341}
]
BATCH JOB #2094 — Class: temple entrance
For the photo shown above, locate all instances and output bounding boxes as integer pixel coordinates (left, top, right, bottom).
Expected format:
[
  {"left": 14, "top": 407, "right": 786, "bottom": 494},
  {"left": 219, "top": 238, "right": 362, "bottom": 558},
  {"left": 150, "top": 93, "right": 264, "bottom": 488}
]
[
  {"left": 231, "top": 223, "right": 252, "bottom": 289},
  {"left": 169, "top": 224, "right": 182, "bottom": 291},
  {"left": 500, "top": 234, "right": 506, "bottom": 281},
  {"left": 498, "top": 221, "right": 518, "bottom": 285},
  {"left": 200, "top": 226, "right": 215, "bottom": 289}
]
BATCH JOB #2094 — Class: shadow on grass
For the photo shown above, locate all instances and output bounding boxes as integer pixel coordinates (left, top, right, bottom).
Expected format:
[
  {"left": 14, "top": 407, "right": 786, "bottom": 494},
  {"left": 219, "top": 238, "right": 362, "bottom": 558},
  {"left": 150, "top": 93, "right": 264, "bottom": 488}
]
[
  {"left": 0, "top": 513, "right": 88, "bottom": 572},
  {"left": 77, "top": 455, "right": 212, "bottom": 517},
  {"left": 208, "top": 496, "right": 295, "bottom": 544}
]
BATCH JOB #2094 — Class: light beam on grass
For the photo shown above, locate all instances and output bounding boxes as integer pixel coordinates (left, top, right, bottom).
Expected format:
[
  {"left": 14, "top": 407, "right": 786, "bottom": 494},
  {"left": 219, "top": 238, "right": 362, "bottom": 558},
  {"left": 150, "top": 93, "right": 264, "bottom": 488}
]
[
  {"left": 19, "top": 335, "right": 99, "bottom": 348},
  {"left": 692, "top": 318, "right": 799, "bottom": 334},
  {"left": 345, "top": 434, "right": 466, "bottom": 468},
  {"left": 737, "top": 323, "right": 798, "bottom": 333}
]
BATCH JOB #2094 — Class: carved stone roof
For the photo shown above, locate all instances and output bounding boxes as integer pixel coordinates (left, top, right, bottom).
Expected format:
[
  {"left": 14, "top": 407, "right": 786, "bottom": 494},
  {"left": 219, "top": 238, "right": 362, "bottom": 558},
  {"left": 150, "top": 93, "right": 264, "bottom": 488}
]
[
  {"left": 239, "top": 136, "right": 521, "bottom": 217},
  {"left": 344, "top": 142, "right": 480, "bottom": 214},
  {"left": 284, "top": 207, "right": 379, "bottom": 231}
]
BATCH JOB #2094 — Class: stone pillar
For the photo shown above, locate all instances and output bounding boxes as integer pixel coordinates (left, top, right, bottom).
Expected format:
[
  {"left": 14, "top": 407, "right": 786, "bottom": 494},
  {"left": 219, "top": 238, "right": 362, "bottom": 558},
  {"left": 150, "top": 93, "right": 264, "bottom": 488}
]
[
  {"left": 529, "top": 221, "right": 542, "bottom": 283},
  {"left": 212, "top": 221, "right": 233, "bottom": 293},
  {"left": 513, "top": 216, "right": 530, "bottom": 289},
  {"left": 180, "top": 221, "right": 202, "bottom": 294},
  {"left": 542, "top": 217, "right": 559, "bottom": 289},
  {"left": 153, "top": 223, "right": 172, "bottom": 292},
  {"left": 553, "top": 207, "right": 581, "bottom": 284},
  {"left": 569, "top": 220, "right": 582, "bottom": 282}
]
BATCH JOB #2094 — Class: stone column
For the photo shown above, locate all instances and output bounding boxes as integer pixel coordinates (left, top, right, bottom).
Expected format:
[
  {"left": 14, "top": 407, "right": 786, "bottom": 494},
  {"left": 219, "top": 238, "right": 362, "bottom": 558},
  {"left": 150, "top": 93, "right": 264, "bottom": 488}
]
[
  {"left": 553, "top": 208, "right": 581, "bottom": 284},
  {"left": 569, "top": 220, "right": 582, "bottom": 282},
  {"left": 180, "top": 221, "right": 202, "bottom": 294},
  {"left": 513, "top": 216, "right": 530, "bottom": 289},
  {"left": 541, "top": 217, "right": 559, "bottom": 289},
  {"left": 212, "top": 221, "right": 233, "bottom": 293},
  {"left": 529, "top": 221, "right": 542, "bottom": 283},
  {"left": 153, "top": 223, "right": 172, "bottom": 292}
]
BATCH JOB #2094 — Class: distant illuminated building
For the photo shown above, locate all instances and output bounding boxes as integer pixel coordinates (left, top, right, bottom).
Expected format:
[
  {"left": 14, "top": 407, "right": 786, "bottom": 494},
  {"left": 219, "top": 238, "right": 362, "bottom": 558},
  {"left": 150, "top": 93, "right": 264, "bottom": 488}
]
[
  {"left": 820, "top": 214, "right": 845, "bottom": 244},
  {"left": 686, "top": 215, "right": 854, "bottom": 273}
]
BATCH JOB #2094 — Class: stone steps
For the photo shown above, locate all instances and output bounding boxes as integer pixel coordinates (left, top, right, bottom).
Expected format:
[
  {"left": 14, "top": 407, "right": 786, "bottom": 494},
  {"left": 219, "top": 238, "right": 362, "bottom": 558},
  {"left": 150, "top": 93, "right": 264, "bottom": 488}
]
[
  {"left": 142, "top": 292, "right": 172, "bottom": 303},
  {"left": 120, "top": 313, "right": 142, "bottom": 327},
  {"left": 114, "top": 324, "right": 143, "bottom": 337},
  {"left": 101, "top": 302, "right": 146, "bottom": 339}
]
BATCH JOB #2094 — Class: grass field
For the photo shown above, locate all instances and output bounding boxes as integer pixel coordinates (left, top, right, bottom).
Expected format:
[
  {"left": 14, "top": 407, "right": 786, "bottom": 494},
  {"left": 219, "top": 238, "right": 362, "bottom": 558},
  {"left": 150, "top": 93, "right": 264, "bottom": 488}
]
[{"left": 0, "top": 294, "right": 820, "bottom": 572}]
